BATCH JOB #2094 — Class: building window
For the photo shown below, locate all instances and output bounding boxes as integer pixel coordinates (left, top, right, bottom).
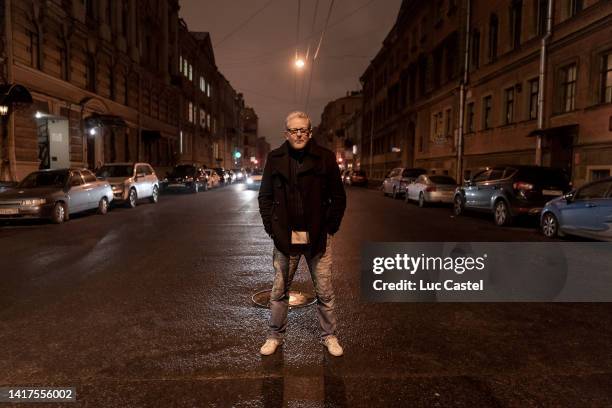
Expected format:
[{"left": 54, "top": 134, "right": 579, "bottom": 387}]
[
  {"left": 122, "top": 2, "right": 129, "bottom": 37},
  {"left": 85, "top": 0, "right": 95, "bottom": 20},
  {"left": 59, "top": 43, "right": 69, "bottom": 81},
  {"left": 537, "top": 0, "right": 548, "bottom": 36},
  {"left": 109, "top": 66, "right": 115, "bottom": 100},
  {"left": 470, "top": 29, "right": 480, "bottom": 70},
  {"left": 200, "top": 76, "right": 205, "bottom": 92},
  {"left": 207, "top": 83, "right": 211, "bottom": 98},
  {"left": 29, "top": 30, "right": 41, "bottom": 69},
  {"left": 179, "top": 131, "right": 183, "bottom": 154},
  {"left": 503, "top": 88, "right": 515, "bottom": 124},
  {"left": 510, "top": 1, "right": 522, "bottom": 50},
  {"left": 601, "top": 52, "right": 612, "bottom": 104},
  {"left": 566, "top": 0, "right": 583, "bottom": 18},
  {"left": 106, "top": 0, "right": 112, "bottom": 26},
  {"left": 560, "top": 63, "right": 577, "bottom": 113},
  {"left": 445, "top": 108, "right": 452, "bottom": 137},
  {"left": 466, "top": 102, "right": 475, "bottom": 132},
  {"left": 483, "top": 95, "right": 493, "bottom": 129},
  {"left": 188, "top": 102, "right": 193, "bottom": 123},
  {"left": 188, "top": 64, "right": 193, "bottom": 81},
  {"left": 488, "top": 14, "right": 498, "bottom": 62},
  {"left": 179, "top": 55, "right": 183, "bottom": 73},
  {"left": 528, "top": 78, "right": 539, "bottom": 120},
  {"left": 86, "top": 54, "right": 96, "bottom": 92},
  {"left": 124, "top": 73, "right": 129, "bottom": 105},
  {"left": 590, "top": 168, "right": 611, "bottom": 181}
]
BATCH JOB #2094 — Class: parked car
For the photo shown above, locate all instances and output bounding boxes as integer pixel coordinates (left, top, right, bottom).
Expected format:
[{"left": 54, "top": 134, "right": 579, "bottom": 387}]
[
  {"left": 246, "top": 169, "right": 263, "bottom": 190},
  {"left": 540, "top": 177, "right": 612, "bottom": 241},
  {"left": 406, "top": 174, "right": 457, "bottom": 207},
  {"left": 214, "top": 168, "right": 229, "bottom": 185},
  {"left": 0, "top": 168, "right": 113, "bottom": 224},
  {"left": 345, "top": 170, "right": 368, "bottom": 187},
  {"left": 162, "top": 164, "right": 207, "bottom": 193},
  {"left": 0, "top": 181, "right": 17, "bottom": 193},
  {"left": 341, "top": 170, "right": 351, "bottom": 185},
  {"left": 382, "top": 168, "right": 427, "bottom": 198},
  {"left": 204, "top": 169, "right": 221, "bottom": 188},
  {"left": 232, "top": 168, "right": 246, "bottom": 182},
  {"left": 453, "top": 165, "right": 571, "bottom": 226},
  {"left": 96, "top": 162, "right": 159, "bottom": 208}
]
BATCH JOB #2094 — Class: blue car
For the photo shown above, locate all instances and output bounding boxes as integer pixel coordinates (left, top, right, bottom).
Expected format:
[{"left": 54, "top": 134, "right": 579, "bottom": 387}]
[{"left": 541, "top": 177, "right": 612, "bottom": 241}]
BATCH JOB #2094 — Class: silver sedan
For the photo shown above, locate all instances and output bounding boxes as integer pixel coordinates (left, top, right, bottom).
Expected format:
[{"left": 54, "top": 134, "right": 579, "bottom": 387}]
[{"left": 406, "top": 175, "right": 457, "bottom": 207}]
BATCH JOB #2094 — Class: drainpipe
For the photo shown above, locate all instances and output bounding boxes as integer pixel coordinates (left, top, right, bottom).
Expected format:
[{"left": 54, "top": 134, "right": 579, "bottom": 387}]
[
  {"left": 368, "top": 73, "right": 374, "bottom": 180},
  {"left": 536, "top": 0, "right": 554, "bottom": 166},
  {"left": 456, "top": 0, "right": 471, "bottom": 181}
]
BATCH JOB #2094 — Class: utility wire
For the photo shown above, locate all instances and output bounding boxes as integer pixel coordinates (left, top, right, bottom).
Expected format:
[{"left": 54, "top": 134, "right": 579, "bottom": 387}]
[
  {"left": 214, "top": 0, "right": 276, "bottom": 48},
  {"left": 305, "top": 0, "right": 335, "bottom": 112},
  {"left": 295, "top": 0, "right": 301, "bottom": 104},
  {"left": 216, "top": 0, "right": 378, "bottom": 62},
  {"left": 301, "top": 0, "right": 321, "bottom": 105}
]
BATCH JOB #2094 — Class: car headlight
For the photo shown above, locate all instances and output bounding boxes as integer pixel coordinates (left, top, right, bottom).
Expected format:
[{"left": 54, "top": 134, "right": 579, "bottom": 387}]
[
  {"left": 246, "top": 177, "right": 253, "bottom": 184},
  {"left": 112, "top": 184, "right": 124, "bottom": 192},
  {"left": 21, "top": 198, "right": 46, "bottom": 206}
]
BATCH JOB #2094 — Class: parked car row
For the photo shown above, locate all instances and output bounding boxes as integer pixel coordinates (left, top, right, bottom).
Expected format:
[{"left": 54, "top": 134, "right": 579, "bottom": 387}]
[
  {"left": 0, "top": 162, "right": 242, "bottom": 225},
  {"left": 342, "top": 169, "right": 368, "bottom": 187},
  {"left": 382, "top": 165, "right": 612, "bottom": 241}
]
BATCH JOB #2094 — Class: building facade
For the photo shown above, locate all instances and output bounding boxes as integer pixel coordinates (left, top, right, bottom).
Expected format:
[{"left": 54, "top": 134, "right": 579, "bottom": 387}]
[
  {"left": 361, "top": 0, "right": 612, "bottom": 186},
  {"left": 0, "top": 0, "right": 252, "bottom": 181},
  {"left": 314, "top": 91, "right": 362, "bottom": 169},
  {"left": 242, "top": 106, "right": 258, "bottom": 169}
]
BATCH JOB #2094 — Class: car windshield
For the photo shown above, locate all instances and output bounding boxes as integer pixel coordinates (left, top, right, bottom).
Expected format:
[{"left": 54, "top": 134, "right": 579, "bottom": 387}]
[
  {"left": 171, "top": 165, "right": 195, "bottom": 176},
  {"left": 18, "top": 171, "right": 68, "bottom": 188},
  {"left": 430, "top": 176, "right": 456, "bottom": 184},
  {"left": 251, "top": 170, "right": 263, "bottom": 176},
  {"left": 514, "top": 168, "right": 570, "bottom": 187},
  {"left": 96, "top": 165, "right": 132, "bottom": 178}
]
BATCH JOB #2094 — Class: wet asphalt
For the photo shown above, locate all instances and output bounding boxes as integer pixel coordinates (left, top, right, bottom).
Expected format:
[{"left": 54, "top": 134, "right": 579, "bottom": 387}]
[{"left": 1, "top": 184, "right": 612, "bottom": 407}]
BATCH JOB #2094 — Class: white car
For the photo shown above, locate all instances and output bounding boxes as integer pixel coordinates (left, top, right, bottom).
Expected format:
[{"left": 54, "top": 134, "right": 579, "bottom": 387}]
[
  {"left": 203, "top": 169, "right": 221, "bottom": 189},
  {"left": 382, "top": 167, "right": 427, "bottom": 199},
  {"left": 406, "top": 174, "right": 458, "bottom": 207},
  {"left": 246, "top": 170, "right": 263, "bottom": 189},
  {"left": 96, "top": 163, "right": 159, "bottom": 208}
]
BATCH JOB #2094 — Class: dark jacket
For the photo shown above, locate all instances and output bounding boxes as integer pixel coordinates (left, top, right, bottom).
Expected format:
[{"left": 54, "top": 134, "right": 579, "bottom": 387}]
[{"left": 258, "top": 139, "right": 346, "bottom": 257}]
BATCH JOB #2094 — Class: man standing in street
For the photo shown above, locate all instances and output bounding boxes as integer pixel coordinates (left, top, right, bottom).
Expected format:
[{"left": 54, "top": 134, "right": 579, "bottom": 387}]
[{"left": 258, "top": 111, "right": 346, "bottom": 357}]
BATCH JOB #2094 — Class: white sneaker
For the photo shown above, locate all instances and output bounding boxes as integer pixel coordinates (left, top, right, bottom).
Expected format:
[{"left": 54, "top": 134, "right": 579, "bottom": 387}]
[
  {"left": 323, "top": 336, "right": 344, "bottom": 357},
  {"left": 260, "top": 338, "right": 282, "bottom": 356}
]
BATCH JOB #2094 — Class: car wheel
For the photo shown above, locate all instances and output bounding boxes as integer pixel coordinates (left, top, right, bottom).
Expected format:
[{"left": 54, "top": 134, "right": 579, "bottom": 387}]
[
  {"left": 149, "top": 186, "right": 159, "bottom": 203},
  {"left": 127, "top": 188, "right": 137, "bottom": 208},
  {"left": 541, "top": 212, "right": 559, "bottom": 239},
  {"left": 98, "top": 197, "right": 109, "bottom": 215},
  {"left": 51, "top": 202, "right": 67, "bottom": 224},
  {"left": 453, "top": 195, "right": 464, "bottom": 216},
  {"left": 494, "top": 200, "right": 513, "bottom": 226},
  {"left": 418, "top": 193, "right": 426, "bottom": 208}
]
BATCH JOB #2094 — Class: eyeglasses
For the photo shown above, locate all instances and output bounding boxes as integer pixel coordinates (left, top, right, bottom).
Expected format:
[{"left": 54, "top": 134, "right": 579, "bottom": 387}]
[{"left": 286, "top": 127, "right": 311, "bottom": 135}]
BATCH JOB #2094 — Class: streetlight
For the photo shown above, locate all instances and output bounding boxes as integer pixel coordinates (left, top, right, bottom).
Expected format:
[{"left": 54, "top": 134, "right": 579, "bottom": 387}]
[
  {"left": 89, "top": 128, "right": 97, "bottom": 136},
  {"left": 294, "top": 58, "right": 305, "bottom": 69},
  {"left": 0, "top": 105, "right": 8, "bottom": 116}
]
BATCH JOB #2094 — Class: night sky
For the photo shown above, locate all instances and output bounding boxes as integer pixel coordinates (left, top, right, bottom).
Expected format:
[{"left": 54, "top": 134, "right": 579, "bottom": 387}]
[{"left": 179, "top": 0, "right": 402, "bottom": 148}]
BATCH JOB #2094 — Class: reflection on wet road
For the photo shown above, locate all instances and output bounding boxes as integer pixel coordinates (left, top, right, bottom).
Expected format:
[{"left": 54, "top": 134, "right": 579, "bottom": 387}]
[{"left": 1, "top": 184, "right": 612, "bottom": 406}]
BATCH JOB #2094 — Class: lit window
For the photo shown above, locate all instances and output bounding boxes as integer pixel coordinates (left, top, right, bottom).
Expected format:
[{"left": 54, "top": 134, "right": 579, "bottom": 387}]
[
  {"left": 189, "top": 64, "right": 193, "bottom": 81},
  {"left": 483, "top": 95, "right": 492, "bottom": 129},
  {"left": 207, "top": 83, "right": 211, "bottom": 97},
  {"left": 188, "top": 102, "right": 193, "bottom": 123}
]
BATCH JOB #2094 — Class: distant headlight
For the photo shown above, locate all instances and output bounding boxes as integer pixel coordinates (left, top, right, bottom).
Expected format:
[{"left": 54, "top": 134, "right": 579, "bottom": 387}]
[
  {"left": 21, "top": 198, "right": 46, "bottom": 206},
  {"left": 112, "top": 184, "right": 124, "bottom": 192},
  {"left": 185, "top": 177, "right": 194, "bottom": 182},
  {"left": 246, "top": 177, "right": 253, "bottom": 184}
]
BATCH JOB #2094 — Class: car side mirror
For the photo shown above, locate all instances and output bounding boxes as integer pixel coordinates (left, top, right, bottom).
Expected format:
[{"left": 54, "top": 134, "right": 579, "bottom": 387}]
[{"left": 565, "top": 191, "right": 575, "bottom": 203}]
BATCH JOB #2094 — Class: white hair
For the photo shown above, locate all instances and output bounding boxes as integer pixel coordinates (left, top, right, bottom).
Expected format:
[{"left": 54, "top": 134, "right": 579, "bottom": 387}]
[{"left": 285, "top": 111, "right": 311, "bottom": 129}]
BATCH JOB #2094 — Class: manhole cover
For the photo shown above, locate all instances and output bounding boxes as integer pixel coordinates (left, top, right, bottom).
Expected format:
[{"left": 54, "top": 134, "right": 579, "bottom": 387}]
[{"left": 252, "top": 289, "right": 317, "bottom": 309}]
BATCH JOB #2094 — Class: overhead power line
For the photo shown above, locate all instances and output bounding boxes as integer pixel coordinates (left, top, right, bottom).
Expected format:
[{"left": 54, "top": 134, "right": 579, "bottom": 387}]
[
  {"left": 305, "top": 0, "right": 335, "bottom": 112},
  {"left": 214, "top": 0, "right": 277, "bottom": 48}
]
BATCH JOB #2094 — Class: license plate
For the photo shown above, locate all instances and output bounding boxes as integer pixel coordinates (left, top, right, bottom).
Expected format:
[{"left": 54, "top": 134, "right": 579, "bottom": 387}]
[
  {"left": 542, "top": 189, "right": 563, "bottom": 196},
  {"left": 167, "top": 183, "right": 184, "bottom": 188},
  {"left": 0, "top": 208, "right": 18, "bottom": 215}
]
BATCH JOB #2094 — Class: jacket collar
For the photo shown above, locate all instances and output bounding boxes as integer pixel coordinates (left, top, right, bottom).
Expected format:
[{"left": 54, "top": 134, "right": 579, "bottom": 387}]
[{"left": 270, "top": 139, "right": 322, "bottom": 180}]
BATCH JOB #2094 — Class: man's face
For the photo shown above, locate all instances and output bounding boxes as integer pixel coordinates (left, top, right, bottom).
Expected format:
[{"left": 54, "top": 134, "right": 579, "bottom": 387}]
[{"left": 285, "top": 117, "right": 311, "bottom": 150}]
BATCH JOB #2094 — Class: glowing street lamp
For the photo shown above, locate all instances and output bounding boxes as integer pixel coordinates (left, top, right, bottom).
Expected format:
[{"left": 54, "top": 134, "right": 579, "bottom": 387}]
[
  {"left": 0, "top": 105, "right": 8, "bottom": 116},
  {"left": 294, "top": 58, "right": 305, "bottom": 69}
]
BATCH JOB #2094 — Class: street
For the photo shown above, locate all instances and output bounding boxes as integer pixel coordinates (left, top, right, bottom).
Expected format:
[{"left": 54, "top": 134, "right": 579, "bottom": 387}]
[{"left": 1, "top": 185, "right": 612, "bottom": 407}]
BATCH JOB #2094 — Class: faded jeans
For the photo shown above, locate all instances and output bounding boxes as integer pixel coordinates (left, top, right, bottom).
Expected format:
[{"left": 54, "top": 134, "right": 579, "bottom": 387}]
[{"left": 269, "top": 234, "right": 337, "bottom": 340}]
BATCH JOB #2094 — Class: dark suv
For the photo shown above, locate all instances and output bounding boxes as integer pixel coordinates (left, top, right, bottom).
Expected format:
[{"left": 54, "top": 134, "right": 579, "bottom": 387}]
[{"left": 453, "top": 165, "right": 571, "bottom": 226}]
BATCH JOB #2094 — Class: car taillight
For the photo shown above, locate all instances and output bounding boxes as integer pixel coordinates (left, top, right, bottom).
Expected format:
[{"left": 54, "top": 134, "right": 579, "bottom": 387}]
[
  {"left": 513, "top": 181, "right": 534, "bottom": 191},
  {"left": 425, "top": 186, "right": 436, "bottom": 192}
]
